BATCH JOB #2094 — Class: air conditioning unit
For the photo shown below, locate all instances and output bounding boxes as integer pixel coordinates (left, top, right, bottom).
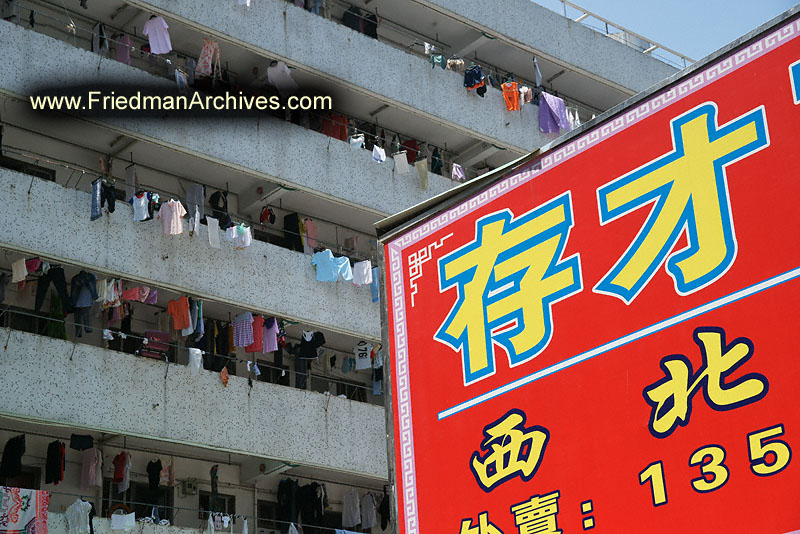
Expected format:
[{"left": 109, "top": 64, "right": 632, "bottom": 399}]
[{"left": 183, "top": 479, "right": 198, "bottom": 496}]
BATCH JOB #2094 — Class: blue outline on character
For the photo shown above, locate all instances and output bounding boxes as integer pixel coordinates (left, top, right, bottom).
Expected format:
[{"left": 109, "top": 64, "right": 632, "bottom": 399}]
[
  {"left": 790, "top": 59, "right": 800, "bottom": 105},
  {"left": 595, "top": 103, "right": 769, "bottom": 304},
  {"left": 435, "top": 192, "right": 582, "bottom": 387}
]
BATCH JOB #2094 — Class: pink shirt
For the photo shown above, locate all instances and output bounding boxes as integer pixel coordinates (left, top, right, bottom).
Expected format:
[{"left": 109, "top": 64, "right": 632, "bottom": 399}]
[
  {"left": 159, "top": 200, "right": 187, "bottom": 235},
  {"left": 303, "top": 218, "right": 319, "bottom": 248},
  {"left": 143, "top": 16, "right": 172, "bottom": 55},
  {"left": 263, "top": 318, "right": 279, "bottom": 353}
]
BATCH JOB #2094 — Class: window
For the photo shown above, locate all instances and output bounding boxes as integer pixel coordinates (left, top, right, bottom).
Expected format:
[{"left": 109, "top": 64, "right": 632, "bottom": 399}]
[
  {"left": 256, "top": 500, "right": 280, "bottom": 533},
  {"left": 339, "top": 379, "right": 367, "bottom": 403},
  {"left": 198, "top": 490, "right": 236, "bottom": 518},
  {"left": 0, "top": 156, "right": 56, "bottom": 182},
  {"left": 0, "top": 466, "right": 41, "bottom": 490},
  {"left": 257, "top": 360, "right": 289, "bottom": 386},
  {"left": 102, "top": 478, "right": 174, "bottom": 522},
  {"left": 0, "top": 305, "right": 45, "bottom": 335}
]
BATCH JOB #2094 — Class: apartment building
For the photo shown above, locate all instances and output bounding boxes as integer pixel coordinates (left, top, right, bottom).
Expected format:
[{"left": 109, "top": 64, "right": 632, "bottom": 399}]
[{"left": 0, "top": 0, "right": 680, "bottom": 533}]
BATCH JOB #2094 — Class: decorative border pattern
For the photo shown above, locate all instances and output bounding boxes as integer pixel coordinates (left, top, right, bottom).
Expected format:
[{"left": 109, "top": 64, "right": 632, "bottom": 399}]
[
  {"left": 387, "top": 18, "right": 800, "bottom": 533},
  {"left": 408, "top": 233, "right": 453, "bottom": 307},
  {"left": 389, "top": 243, "right": 419, "bottom": 534}
]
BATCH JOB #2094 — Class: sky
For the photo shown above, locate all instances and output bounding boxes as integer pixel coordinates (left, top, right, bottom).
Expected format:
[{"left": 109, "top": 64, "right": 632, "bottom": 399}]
[{"left": 535, "top": 0, "right": 797, "bottom": 63}]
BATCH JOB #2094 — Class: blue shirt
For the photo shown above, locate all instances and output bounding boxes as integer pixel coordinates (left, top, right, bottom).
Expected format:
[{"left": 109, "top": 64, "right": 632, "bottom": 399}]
[{"left": 311, "top": 249, "right": 353, "bottom": 282}]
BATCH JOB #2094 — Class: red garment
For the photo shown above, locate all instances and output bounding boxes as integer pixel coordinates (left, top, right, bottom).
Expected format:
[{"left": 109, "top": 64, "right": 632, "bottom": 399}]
[
  {"left": 401, "top": 139, "right": 418, "bottom": 164},
  {"left": 502, "top": 81, "right": 520, "bottom": 111},
  {"left": 245, "top": 316, "right": 265, "bottom": 352},
  {"left": 167, "top": 296, "right": 191, "bottom": 330},
  {"left": 321, "top": 114, "right": 347, "bottom": 141},
  {"left": 121, "top": 287, "right": 139, "bottom": 301},
  {"left": 112, "top": 452, "right": 126, "bottom": 483}
]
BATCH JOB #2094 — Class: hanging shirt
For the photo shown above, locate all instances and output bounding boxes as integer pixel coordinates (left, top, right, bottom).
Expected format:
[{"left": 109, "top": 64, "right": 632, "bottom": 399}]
[
  {"left": 0, "top": 435, "right": 25, "bottom": 477},
  {"left": 146, "top": 459, "right": 162, "bottom": 490},
  {"left": 80, "top": 447, "right": 100, "bottom": 490},
  {"left": 502, "top": 81, "right": 520, "bottom": 111},
  {"left": 352, "top": 260, "right": 373, "bottom": 286},
  {"left": 311, "top": 249, "right": 353, "bottom": 282},
  {"left": 66, "top": 499, "right": 92, "bottom": 534},
  {"left": 112, "top": 452, "right": 126, "bottom": 483},
  {"left": 266, "top": 61, "right": 299, "bottom": 96},
  {"left": 132, "top": 192, "right": 150, "bottom": 222},
  {"left": 167, "top": 296, "right": 191, "bottom": 330},
  {"left": 116, "top": 34, "right": 131, "bottom": 65},
  {"left": 539, "top": 91, "right": 570, "bottom": 134},
  {"left": 353, "top": 342, "right": 373, "bottom": 370},
  {"left": 118, "top": 452, "right": 132, "bottom": 494},
  {"left": 186, "top": 183, "right": 205, "bottom": 221},
  {"left": 262, "top": 318, "right": 279, "bottom": 353},
  {"left": 142, "top": 16, "right": 172, "bottom": 54},
  {"left": 244, "top": 316, "right": 264, "bottom": 352},
  {"left": 233, "top": 312, "right": 255, "bottom": 347},
  {"left": 400, "top": 139, "right": 418, "bottom": 164},
  {"left": 360, "top": 493, "right": 377, "bottom": 529},
  {"left": 321, "top": 114, "right": 348, "bottom": 141},
  {"left": 342, "top": 488, "right": 361, "bottom": 528},
  {"left": 303, "top": 219, "right": 319, "bottom": 249},
  {"left": 158, "top": 199, "right": 187, "bottom": 235},
  {"left": 372, "top": 145, "right": 386, "bottom": 163}
]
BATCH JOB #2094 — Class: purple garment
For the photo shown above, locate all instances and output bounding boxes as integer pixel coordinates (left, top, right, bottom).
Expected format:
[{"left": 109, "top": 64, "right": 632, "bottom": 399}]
[
  {"left": 262, "top": 318, "right": 279, "bottom": 353},
  {"left": 538, "top": 92, "right": 570, "bottom": 134},
  {"left": 233, "top": 312, "right": 254, "bottom": 347},
  {"left": 143, "top": 288, "right": 158, "bottom": 305},
  {"left": 116, "top": 34, "right": 131, "bottom": 65}
]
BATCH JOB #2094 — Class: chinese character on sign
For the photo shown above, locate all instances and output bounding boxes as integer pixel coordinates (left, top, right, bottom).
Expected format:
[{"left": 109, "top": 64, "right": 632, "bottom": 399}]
[
  {"left": 643, "top": 326, "right": 768, "bottom": 438},
  {"left": 436, "top": 192, "right": 582, "bottom": 386},
  {"left": 470, "top": 409, "right": 550, "bottom": 492},
  {"left": 595, "top": 103, "right": 768, "bottom": 303},
  {"left": 510, "top": 490, "right": 562, "bottom": 534},
  {"left": 460, "top": 512, "right": 504, "bottom": 534}
]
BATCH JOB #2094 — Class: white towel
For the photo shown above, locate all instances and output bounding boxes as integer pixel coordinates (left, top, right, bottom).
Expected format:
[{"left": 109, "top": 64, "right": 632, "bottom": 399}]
[
  {"left": 393, "top": 152, "right": 409, "bottom": 174},
  {"left": 206, "top": 217, "right": 221, "bottom": 249},
  {"left": 11, "top": 258, "right": 26, "bottom": 283}
]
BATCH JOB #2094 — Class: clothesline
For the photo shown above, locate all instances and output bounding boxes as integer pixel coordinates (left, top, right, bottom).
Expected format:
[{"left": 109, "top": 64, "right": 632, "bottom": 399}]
[
  {"left": 20, "top": 3, "right": 242, "bottom": 84},
  {"left": 0, "top": 421, "right": 388, "bottom": 495},
  {"left": 11, "top": 7, "right": 491, "bottom": 182},
  {"left": 0, "top": 143, "right": 376, "bottom": 263},
  {"left": 0, "top": 306, "right": 381, "bottom": 396}
]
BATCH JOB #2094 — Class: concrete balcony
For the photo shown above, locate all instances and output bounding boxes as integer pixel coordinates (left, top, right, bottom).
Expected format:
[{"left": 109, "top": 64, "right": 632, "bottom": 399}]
[
  {"left": 0, "top": 329, "right": 388, "bottom": 479},
  {"left": 411, "top": 0, "right": 678, "bottom": 95},
  {"left": 0, "top": 168, "right": 380, "bottom": 340},
  {"left": 124, "top": 0, "right": 555, "bottom": 154},
  {"left": 0, "top": 21, "right": 456, "bottom": 218}
]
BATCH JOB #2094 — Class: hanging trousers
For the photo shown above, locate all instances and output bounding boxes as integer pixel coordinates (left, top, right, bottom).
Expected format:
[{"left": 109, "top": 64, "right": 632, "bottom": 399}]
[{"left": 34, "top": 267, "right": 73, "bottom": 314}]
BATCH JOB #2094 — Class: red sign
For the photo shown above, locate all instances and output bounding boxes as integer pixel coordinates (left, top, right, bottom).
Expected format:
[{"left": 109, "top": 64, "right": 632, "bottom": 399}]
[{"left": 383, "top": 15, "right": 800, "bottom": 534}]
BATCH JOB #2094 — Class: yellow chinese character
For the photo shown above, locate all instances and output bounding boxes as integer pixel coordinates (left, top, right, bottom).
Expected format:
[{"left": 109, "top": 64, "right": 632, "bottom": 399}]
[
  {"left": 470, "top": 409, "right": 550, "bottom": 492},
  {"left": 510, "top": 491, "right": 562, "bottom": 534},
  {"left": 460, "top": 512, "right": 504, "bottom": 534},
  {"left": 644, "top": 326, "right": 768, "bottom": 438},
  {"left": 596, "top": 103, "right": 768, "bottom": 303},
  {"left": 436, "top": 193, "right": 582, "bottom": 386}
]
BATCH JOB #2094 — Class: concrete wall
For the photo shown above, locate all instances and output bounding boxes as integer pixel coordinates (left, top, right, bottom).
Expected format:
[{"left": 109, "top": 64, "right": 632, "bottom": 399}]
[
  {"left": 0, "top": 21, "right": 455, "bottom": 217},
  {"left": 413, "top": 0, "right": 678, "bottom": 93},
  {"left": 0, "top": 168, "right": 381, "bottom": 340},
  {"left": 124, "top": 0, "right": 553, "bottom": 153},
  {"left": 0, "top": 330, "right": 388, "bottom": 479}
]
